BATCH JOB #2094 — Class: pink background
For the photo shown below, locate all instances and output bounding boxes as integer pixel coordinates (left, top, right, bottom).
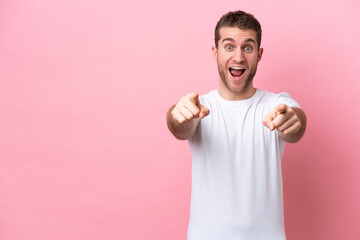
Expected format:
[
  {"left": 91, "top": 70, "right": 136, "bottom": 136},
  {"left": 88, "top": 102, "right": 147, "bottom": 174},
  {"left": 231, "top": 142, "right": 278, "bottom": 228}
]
[{"left": 1, "top": 0, "right": 360, "bottom": 239}]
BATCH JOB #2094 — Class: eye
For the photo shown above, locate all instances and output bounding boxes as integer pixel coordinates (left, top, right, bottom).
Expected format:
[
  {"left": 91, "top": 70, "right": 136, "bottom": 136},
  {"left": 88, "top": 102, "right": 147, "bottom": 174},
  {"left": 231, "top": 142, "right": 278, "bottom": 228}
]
[
  {"left": 244, "top": 45, "right": 252, "bottom": 51},
  {"left": 225, "top": 45, "right": 233, "bottom": 50}
]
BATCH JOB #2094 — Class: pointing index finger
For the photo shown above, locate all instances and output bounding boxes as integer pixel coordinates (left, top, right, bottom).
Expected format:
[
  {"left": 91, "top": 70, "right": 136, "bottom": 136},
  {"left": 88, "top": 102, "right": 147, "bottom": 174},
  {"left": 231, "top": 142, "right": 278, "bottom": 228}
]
[
  {"left": 274, "top": 104, "right": 287, "bottom": 117},
  {"left": 188, "top": 93, "right": 199, "bottom": 101},
  {"left": 188, "top": 92, "right": 202, "bottom": 107}
]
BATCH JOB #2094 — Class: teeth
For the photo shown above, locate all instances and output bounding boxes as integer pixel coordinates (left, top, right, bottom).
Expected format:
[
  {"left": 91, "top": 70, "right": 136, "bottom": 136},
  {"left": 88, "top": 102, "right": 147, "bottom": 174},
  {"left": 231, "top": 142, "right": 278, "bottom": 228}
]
[{"left": 230, "top": 67, "right": 244, "bottom": 70}]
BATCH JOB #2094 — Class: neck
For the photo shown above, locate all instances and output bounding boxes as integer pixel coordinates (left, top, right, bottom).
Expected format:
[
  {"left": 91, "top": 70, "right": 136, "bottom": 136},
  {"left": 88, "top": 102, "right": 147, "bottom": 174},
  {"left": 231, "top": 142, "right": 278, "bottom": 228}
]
[{"left": 218, "top": 85, "right": 257, "bottom": 101}]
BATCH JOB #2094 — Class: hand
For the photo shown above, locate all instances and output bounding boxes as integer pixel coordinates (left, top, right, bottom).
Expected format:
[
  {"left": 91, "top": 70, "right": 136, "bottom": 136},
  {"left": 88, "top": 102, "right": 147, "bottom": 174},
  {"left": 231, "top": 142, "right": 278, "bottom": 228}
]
[
  {"left": 171, "top": 93, "right": 210, "bottom": 124},
  {"left": 263, "top": 104, "right": 302, "bottom": 135}
]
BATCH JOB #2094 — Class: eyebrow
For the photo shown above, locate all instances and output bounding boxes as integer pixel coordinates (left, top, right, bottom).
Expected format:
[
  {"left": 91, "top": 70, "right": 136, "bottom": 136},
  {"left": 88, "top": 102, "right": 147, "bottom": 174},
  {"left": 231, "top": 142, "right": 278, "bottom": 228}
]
[
  {"left": 222, "top": 38, "right": 256, "bottom": 44},
  {"left": 244, "top": 39, "right": 256, "bottom": 44},
  {"left": 222, "top": 38, "right": 236, "bottom": 43}
]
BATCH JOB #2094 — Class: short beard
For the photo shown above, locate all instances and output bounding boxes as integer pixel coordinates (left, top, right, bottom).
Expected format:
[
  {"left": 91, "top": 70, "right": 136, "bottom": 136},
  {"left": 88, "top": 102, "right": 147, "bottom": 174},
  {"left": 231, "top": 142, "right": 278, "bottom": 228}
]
[{"left": 218, "top": 65, "right": 256, "bottom": 95}]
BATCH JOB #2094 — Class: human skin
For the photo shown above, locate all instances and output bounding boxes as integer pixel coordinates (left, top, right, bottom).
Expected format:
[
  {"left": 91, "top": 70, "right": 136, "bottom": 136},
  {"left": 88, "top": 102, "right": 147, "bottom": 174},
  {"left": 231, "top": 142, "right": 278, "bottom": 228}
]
[
  {"left": 212, "top": 27, "right": 263, "bottom": 101},
  {"left": 263, "top": 104, "right": 307, "bottom": 143},
  {"left": 166, "top": 93, "right": 209, "bottom": 140},
  {"left": 167, "top": 26, "right": 306, "bottom": 142}
]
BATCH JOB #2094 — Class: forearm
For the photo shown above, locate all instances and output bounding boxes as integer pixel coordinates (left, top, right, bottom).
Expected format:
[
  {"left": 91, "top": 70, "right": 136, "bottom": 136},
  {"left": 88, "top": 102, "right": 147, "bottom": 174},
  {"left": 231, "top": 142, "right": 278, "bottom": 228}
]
[
  {"left": 279, "top": 107, "right": 307, "bottom": 143},
  {"left": 167, "top": 105, "right": 200, "bottom": 140}
]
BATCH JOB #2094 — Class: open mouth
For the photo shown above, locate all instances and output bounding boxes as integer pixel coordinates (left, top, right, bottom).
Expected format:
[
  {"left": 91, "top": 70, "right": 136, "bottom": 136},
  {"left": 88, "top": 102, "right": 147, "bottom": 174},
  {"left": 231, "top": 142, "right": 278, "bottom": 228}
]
[{"left": 229, "top": 66, "right": 245, "bottom": 78}]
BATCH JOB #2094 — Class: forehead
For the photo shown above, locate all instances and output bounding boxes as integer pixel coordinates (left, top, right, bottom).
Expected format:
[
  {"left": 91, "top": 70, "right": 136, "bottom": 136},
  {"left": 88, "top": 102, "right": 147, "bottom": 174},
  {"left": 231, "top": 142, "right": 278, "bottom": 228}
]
[{"left": 219, "top": 27, "right": 257, "bottom": 44}]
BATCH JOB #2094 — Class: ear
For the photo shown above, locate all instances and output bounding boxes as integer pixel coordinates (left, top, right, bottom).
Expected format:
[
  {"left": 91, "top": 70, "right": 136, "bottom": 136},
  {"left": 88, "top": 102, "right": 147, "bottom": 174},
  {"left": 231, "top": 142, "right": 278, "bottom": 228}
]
[
  {"left": 212, "top": 46, "right": 217, "bottom": 59},
  {"left": 258, "top": 47, "right": 264, "bottom": 62}
]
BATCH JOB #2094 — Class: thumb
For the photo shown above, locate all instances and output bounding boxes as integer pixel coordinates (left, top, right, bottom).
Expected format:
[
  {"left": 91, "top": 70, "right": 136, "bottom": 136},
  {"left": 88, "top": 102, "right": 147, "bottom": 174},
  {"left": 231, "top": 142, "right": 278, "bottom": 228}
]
[
  {"left": 263, "top": 112, "right": 275, "bottom": 131},
  {"left": 199, "top": 105, "right": 210, "bottom": 119}
]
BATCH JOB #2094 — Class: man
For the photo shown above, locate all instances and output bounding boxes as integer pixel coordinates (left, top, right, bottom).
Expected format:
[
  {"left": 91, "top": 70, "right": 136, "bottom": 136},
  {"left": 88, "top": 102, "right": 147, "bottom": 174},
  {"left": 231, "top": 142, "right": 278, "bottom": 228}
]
[{"left": 166, "top": 10, "right": 306, "bottom": 240}]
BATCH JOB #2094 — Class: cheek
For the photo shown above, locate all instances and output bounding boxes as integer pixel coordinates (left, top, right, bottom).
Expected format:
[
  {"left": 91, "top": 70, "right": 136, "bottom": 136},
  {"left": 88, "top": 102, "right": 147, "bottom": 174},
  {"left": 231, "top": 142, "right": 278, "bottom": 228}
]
[
  {"left": 248, "top": 56, "right": 260, "bottom": 66},
  {"left": 217, "top": 57, "right": 226, "bottom": 67},
  {"left": 217, "top": 54, "right": 230, "bottom": 67}
]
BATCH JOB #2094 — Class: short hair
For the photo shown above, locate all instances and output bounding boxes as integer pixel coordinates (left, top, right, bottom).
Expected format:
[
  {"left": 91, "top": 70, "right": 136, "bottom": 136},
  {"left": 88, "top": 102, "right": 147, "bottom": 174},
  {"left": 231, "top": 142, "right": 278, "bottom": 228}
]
[{"left": 214, "top": 10, "right": 262, "bottom": 48}]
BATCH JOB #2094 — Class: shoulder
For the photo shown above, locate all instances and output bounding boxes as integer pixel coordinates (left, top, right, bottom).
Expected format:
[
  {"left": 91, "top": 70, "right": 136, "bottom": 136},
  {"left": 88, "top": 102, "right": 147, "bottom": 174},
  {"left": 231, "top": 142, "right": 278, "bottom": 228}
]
[{"left": 257, "top": 89, "right": 301, "bottom": 109}]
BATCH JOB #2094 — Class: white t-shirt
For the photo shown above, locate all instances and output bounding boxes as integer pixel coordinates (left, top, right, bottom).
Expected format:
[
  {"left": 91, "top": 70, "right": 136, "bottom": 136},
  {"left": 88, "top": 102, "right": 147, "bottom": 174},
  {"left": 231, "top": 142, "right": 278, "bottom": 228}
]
[{"left": 187, "top": 89, "right": 300, "bottom": 240}]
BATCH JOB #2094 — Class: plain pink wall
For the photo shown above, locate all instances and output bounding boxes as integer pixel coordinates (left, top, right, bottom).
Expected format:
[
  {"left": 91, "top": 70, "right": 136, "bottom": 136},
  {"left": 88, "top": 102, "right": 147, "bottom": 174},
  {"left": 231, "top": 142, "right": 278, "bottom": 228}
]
[{"left": 1, "top": 0, "right": 359, "bottom": 239}]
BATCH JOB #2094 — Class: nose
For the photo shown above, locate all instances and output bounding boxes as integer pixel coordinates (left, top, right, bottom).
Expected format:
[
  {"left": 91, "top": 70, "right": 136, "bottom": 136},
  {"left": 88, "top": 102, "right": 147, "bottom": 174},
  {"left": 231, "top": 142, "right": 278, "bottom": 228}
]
[{"left": 233, "top": 48, "right": 245, "bottom": 63}]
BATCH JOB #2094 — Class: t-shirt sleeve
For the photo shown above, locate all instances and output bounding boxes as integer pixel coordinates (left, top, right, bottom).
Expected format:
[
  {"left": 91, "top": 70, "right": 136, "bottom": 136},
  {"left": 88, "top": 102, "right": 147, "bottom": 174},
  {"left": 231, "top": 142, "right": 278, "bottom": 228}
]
[{"left": 273, "top": 92, "right": 301, "bottom": 109}]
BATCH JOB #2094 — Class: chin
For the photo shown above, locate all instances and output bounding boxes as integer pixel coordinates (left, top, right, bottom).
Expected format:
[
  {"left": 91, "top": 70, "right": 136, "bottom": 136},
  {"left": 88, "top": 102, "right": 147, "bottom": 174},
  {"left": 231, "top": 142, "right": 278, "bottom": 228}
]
[
  {"left": 230, "top": 80, "right": 254, "bottom": 94},
  {"left": 228, "top": 79, "right": 248, "bottom": 92}
]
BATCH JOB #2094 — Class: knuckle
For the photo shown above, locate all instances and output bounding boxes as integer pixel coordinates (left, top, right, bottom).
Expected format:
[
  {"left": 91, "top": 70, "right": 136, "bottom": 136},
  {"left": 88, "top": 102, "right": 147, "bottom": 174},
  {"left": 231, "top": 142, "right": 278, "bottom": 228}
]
[
  {"left": 186, "top": 114, "right": 194, "bottom": 120},
  {"left": 273, "top": 120, "right": 279, "bottom": 127},
  {"left": 183, "top": 110, "right": 194, "bottom": 119},
  {"left": 179, "top": 97, "right": 186, "bottom": 104},
  {"left": 177, "top": 115, "right": 187, "bottom": 124},
  {"left": 175, "top": 101, "right": 184, "bottom": 109},
  {"left": 171, "top": 108, "right": 178, "bottom": 117},
  {"left": 178, "top": 118, "right": 186, "bottom": 124},
  {"left": 186, "top": 92, "right": 196, "bottom": 100},
  {"left": 172, "top": 106, "right": 182, "bottom": 116}
]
